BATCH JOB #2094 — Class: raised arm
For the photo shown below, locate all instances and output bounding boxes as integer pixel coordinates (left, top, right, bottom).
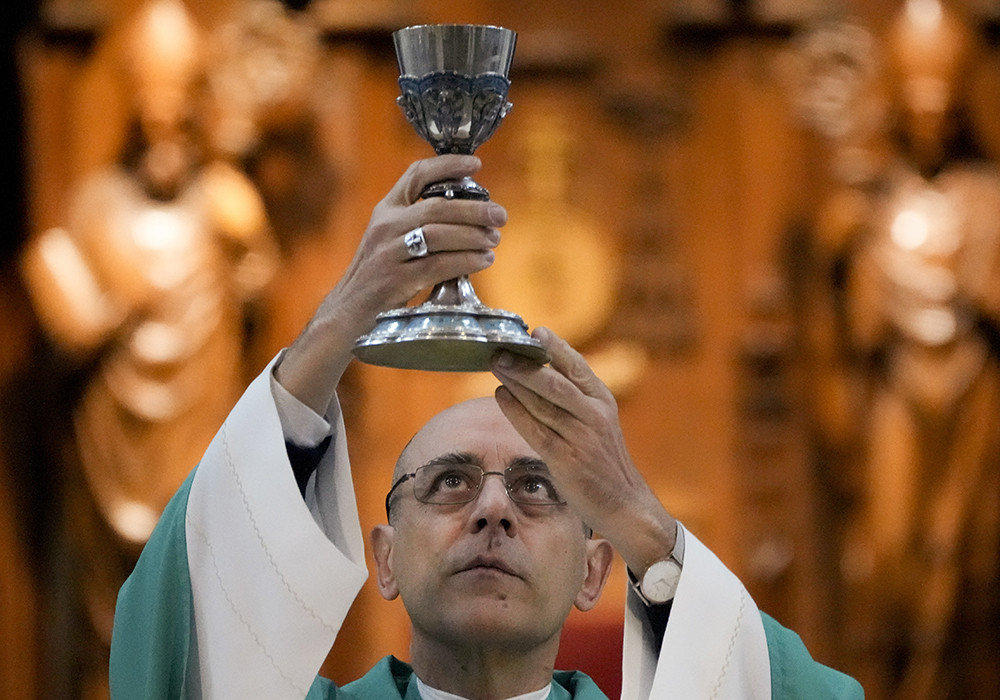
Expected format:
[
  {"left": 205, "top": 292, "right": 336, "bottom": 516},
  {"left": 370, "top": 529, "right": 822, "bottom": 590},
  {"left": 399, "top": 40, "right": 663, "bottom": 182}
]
[
  {"left": 489, "top": 329, "right": 864, "bottom": 700},
  {"left": 111, "top": 155, "right": 507, "bottom": 700},
  {"left": 488, "top": 327, "right": 676, "bottom": 578},
  {"left": 275, "top": 154, "right": 506, "bottom": 413}
]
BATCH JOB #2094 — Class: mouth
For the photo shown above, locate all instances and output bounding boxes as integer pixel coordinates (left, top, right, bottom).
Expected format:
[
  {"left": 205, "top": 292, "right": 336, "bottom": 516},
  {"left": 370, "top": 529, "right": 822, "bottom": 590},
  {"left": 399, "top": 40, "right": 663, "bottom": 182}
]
[{"left": 457, "top": 555, "right": 521, "bottom": 579}]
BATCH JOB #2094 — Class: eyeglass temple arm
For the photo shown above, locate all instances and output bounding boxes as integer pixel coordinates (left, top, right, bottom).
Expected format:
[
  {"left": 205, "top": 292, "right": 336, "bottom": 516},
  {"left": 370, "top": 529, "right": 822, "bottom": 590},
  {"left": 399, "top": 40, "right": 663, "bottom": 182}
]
[{"left": 384, "top": 472, "right": 416, "bottom": 520}]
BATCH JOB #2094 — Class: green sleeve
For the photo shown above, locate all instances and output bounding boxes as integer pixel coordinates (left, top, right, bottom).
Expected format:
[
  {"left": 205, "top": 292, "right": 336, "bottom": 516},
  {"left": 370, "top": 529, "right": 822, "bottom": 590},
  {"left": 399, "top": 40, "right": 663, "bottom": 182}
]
[
  {"left": 109, "top": 471, "right": 196, "bottom": 700},
  {"left": 761, "top": 613, "right": 864, "bottom": 699},
  {"left": 110, "top": 469, "right": 344, "bottom": 700}
]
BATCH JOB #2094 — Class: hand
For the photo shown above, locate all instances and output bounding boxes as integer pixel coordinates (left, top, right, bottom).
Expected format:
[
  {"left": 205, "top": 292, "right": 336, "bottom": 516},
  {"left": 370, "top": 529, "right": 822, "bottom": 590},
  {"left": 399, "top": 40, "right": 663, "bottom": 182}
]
[
  {"left": 333, "top": 155, "right": 507, "bottom": 333},
  {"left": 277, "top": 155, "right": 506, "bottom": 414},
  {"left": 490, "top": 328, "right": 677, "bottom": 575}
]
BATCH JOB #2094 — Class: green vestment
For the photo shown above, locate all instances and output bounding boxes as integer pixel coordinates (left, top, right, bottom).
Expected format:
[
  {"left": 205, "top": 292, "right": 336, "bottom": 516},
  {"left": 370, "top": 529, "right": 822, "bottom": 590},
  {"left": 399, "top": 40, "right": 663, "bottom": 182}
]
[
  {"left": 111, "top": 472, "right": 863, "bottom": 700},
  {"left": 309, "top": 656, "right": 605, "bottom": 700}
]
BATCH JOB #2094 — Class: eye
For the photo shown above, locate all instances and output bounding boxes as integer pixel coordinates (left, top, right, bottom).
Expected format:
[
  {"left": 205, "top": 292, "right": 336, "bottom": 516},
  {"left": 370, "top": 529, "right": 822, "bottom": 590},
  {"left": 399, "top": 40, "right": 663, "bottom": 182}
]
[
  {"left": 506, "top": 467, "right": 561, "bottom": 503},
  {"left": 521, "top": 476, "right": 545, "bottom": 494},
  {"left": 417, "top": 464, "right": 481, "bottom": 502},
  {"left": 437, "top": 471, "right": 472, "bottom": 491}
]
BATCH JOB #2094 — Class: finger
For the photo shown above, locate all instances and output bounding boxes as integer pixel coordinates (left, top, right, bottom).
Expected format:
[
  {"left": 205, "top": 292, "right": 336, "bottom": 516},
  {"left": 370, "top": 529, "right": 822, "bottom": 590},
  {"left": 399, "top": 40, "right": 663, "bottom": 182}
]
[
  {"left": 365, "top": 199, "right": 506, "bottom": 268},
  {"left": 494, "top": 384, "right": 565, "bottom": 451},
  {"left": 492, "top": 349, "right": 574, "bottom": 402},
  {"left": 386, "top": 155, "right": 483, "bottom": 207},
  {"left": 397, "top": 225, "right": 500, "bottom": 262},
  {"left": 397, "top": 196, "right": 508, "bottom": 232},
  {"left": 404, "top": 248, "right": 498, "bottom": 290},
  {"left": 533, "top": 327, "right": 614, "bottom": 402},
  {"left": 495, "top": 371, "right": 578, "bottom": 442},
  {"left": 491, "top": 352, "right": 588, "bottom": 438},
  {"left": 490, "top": 349, "right": 602, "bottom": 423}
]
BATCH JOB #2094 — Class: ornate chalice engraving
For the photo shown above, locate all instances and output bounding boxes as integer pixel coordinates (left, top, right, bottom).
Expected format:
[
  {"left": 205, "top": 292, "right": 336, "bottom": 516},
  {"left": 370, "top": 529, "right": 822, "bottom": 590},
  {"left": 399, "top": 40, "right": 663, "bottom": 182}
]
[
  {"left": 398, "top": 73, "right": 512, "bottom": 158},
  {"left": 352, "top": 24, "right": 548, "bottom": 371}
]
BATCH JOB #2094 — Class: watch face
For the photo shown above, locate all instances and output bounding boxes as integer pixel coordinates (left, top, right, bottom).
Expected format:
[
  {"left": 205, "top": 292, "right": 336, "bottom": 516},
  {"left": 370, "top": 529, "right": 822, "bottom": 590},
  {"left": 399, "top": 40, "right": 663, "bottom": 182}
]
[{"left": 641, "top": 559, "right": 682, "bottom": 603}]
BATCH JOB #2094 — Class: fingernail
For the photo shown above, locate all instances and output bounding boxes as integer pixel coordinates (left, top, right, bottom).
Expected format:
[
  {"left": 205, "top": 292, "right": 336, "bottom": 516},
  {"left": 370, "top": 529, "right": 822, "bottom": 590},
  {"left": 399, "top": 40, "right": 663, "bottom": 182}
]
[
  {"left": 488, "top": 203, "right": 507, "bottom": 226},
  {"left": 493, "top": 351, "right": 513, "bottom": 370}
]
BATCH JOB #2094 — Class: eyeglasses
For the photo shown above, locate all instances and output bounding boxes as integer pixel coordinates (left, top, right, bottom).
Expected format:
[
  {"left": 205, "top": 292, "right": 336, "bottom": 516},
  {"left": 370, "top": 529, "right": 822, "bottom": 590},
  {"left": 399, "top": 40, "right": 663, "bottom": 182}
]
[{"left": 384, "top": 459, "right": 565, "bottom": 518}]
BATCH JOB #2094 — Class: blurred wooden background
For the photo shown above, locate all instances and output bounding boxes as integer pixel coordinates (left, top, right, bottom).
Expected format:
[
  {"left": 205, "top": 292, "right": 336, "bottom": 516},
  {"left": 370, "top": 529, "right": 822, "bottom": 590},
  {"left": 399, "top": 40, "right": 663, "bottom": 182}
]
[{"left": 2, "top": 1, "right": 999, "bottom": 699}]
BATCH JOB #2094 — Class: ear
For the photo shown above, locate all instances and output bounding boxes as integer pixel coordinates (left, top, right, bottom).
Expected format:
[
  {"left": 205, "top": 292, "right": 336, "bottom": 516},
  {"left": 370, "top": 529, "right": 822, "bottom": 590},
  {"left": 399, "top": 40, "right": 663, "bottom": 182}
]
[
  {"left": 574, "top": 538, "right": 614, "bottom": 612},
  {"left": 369, "top": 524, "right": 400, "bottom": 601}
]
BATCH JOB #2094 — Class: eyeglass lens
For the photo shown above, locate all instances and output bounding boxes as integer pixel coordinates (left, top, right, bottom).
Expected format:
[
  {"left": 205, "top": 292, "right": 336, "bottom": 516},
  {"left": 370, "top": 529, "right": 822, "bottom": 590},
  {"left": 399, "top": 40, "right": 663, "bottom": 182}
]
[{"left": 413, "top": 462, "right": 563, "bottom": 505}]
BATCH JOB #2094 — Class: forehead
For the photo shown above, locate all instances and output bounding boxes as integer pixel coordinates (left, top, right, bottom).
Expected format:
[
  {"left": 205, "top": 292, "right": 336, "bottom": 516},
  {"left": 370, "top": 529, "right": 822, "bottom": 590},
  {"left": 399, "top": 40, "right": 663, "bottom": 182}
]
[{"left": 400, "top": 398, "right": 540, "bottom": 471}]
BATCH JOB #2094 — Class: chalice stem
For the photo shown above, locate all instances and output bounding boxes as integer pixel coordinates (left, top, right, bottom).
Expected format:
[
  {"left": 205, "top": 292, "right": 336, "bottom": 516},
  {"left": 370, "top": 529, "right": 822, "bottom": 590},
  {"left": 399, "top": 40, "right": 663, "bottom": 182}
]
[{"left": 427, "top": 276, "right": 483, "bottom": 307}]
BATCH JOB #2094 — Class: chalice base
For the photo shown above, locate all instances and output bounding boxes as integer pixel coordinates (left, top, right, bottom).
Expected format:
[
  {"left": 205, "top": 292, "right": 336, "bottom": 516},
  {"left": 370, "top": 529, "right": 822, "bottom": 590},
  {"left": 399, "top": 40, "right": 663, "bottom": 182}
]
[{"left": 352, "top": 302, "right": 548, "bottom": 372}]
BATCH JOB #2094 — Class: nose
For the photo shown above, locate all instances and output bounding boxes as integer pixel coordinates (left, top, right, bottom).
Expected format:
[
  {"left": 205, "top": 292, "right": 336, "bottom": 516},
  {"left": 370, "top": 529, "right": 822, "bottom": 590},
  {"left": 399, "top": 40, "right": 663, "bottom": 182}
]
[{"left": 470, "top": 471, "right": 517, "bottom": 535}]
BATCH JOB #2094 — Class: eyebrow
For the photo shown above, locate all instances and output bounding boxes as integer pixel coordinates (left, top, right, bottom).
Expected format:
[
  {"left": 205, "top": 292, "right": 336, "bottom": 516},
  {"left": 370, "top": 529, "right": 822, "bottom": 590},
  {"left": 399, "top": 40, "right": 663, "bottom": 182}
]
[
  {"left": 418, "top": 453, "right": 549, "bottom": 472},
  {"left": 507, "top": 456, "right": 550, "bottom": 471},
  {"left": 419, "top": 452, "right": 483, "bottom": 470}
]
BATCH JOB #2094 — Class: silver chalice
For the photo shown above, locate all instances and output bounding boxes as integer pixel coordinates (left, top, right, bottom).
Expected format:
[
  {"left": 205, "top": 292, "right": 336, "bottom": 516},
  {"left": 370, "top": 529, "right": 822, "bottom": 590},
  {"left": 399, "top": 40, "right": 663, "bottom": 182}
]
[{"left": 352, "top": 23, "right": 548, "bottom": 372}]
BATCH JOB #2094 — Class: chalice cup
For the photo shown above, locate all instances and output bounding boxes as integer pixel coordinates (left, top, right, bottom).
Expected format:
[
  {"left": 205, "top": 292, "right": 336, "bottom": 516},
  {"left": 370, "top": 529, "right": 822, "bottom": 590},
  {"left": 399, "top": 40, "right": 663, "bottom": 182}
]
[{"left": 352, "top": 24, "right": 549, "bottom": 372}]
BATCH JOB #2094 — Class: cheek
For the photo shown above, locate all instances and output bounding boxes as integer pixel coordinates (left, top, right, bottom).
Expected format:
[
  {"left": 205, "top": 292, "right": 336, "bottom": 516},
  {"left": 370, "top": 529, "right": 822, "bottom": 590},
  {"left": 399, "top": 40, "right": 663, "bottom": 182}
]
[
  {"left": 391, "top": 536, "right": 430, "bottom": 579},
  {"left": 390, "top": 524, "right": 452, "bottom": 591},
  {"left": 535, "top": 532, "right": 590, "bottom": 587}
]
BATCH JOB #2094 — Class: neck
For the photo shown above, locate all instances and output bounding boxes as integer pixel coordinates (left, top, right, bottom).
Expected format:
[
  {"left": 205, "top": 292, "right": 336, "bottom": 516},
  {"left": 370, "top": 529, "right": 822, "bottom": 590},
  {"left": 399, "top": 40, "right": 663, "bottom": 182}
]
[{"left": 409, "top": 630, "right": 560, "bottom": 700}]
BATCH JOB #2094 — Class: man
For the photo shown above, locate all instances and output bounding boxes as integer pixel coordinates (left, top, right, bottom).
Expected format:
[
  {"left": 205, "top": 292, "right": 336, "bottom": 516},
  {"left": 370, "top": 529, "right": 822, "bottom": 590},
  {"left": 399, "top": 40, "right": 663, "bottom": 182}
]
[{"left": 109, "top": 156, "right": 863, "bottom": 699}]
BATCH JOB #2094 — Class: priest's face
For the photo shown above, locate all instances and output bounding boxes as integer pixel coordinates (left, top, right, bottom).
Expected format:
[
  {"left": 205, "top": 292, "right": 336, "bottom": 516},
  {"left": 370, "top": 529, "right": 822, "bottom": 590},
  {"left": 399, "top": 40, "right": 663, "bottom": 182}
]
[{"left": 371, "top": 398, "right": 610, "bottom": 654}]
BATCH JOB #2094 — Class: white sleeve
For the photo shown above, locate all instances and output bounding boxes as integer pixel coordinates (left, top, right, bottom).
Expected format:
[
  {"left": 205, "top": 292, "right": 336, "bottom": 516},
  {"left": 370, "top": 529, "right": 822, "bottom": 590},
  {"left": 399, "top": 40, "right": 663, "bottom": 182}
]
[
  {"left": 621, "top": 524, "right": 772, "bottom": 700},
  {"left": 184, "top": 354, "right": 368, "bottom": 700},
  {"left": 270, "top": 366, "right": 333, "bottom": 449}
]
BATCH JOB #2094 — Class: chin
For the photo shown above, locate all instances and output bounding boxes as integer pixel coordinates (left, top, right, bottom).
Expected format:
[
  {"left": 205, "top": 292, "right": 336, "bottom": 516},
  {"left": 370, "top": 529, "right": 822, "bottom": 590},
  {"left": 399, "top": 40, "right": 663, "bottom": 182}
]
[
  {"left": 435, "top": 605, "right": 562, "bottom": 652},
  {"left": 453, "top": 623, "right": 557, "bottom": 653}
]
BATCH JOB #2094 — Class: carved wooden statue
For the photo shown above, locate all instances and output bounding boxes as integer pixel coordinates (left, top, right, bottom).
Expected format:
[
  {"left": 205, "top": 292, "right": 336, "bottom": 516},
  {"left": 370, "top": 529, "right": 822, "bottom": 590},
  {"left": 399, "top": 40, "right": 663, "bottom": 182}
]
[
  {"left": 796, "top": 2, "right": 1000, "bottom": 699},
  {"left": 20, "top": 0, "right": 276, "bottom": 694}
]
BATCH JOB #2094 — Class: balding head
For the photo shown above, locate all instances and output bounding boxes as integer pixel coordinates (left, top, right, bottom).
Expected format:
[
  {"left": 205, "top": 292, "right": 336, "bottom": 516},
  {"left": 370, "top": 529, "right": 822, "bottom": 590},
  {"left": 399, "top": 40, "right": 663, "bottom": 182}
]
[
  {"left": 394, "top": 397, "right": 529, "bottom": 477},
  {"left": 369, "top": 396, "right": 613, "bottom": 663}
]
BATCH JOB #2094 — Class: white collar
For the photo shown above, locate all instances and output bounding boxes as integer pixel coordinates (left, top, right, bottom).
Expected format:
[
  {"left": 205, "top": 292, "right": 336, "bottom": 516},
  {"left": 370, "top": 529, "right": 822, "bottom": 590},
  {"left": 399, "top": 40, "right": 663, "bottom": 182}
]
[{"left": 415, "top": 675, "right": 553, "bottom": 700}]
